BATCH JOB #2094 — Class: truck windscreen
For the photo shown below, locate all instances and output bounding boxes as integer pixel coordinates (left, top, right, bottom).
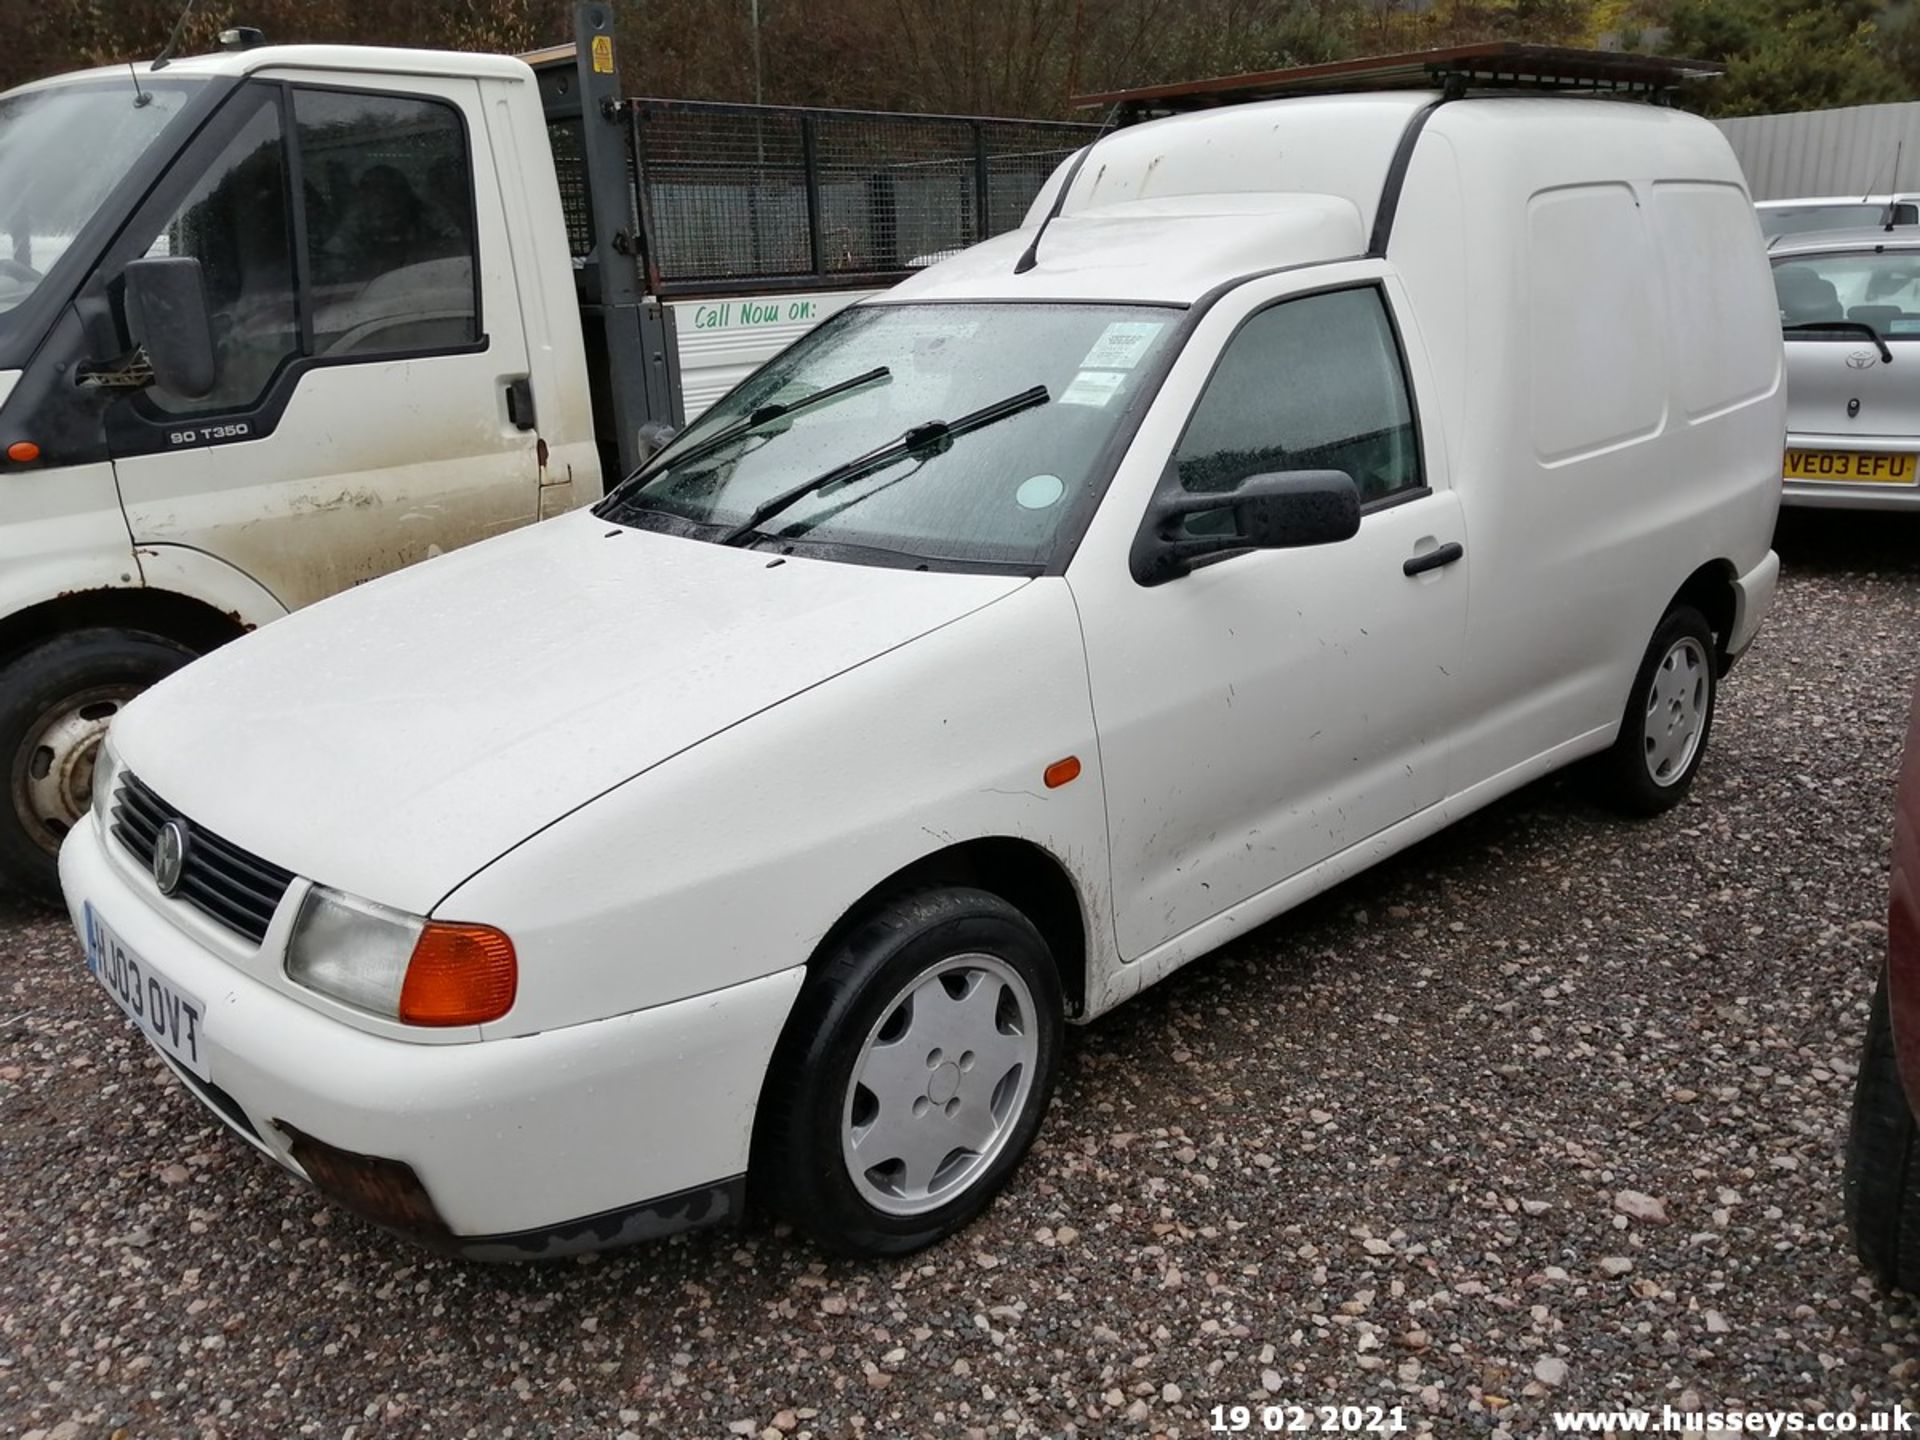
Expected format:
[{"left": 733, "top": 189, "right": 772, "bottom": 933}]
[{"left": 0, "top": 76, "right": 203, "bottom": 321}]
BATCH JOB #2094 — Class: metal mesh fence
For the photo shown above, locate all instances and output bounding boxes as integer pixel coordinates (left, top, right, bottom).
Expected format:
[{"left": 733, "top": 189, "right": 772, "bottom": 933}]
[
  {"left": 547, "top": 117, "right": 593, "bottom": 257},
  {"left": 628, "top": 100, "right": 1099, "bottom": 291}
]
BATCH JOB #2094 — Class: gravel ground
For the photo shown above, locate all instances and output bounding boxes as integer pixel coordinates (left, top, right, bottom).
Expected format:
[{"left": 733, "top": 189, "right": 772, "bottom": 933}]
[{"left": 4, "top": 511, "right": 1920, "bottom": 1440}]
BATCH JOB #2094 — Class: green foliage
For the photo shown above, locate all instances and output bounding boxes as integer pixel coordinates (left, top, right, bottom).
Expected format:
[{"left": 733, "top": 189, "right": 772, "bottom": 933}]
[{"left": 1663, "top": 0, "right": 1910, "bottom": 117}]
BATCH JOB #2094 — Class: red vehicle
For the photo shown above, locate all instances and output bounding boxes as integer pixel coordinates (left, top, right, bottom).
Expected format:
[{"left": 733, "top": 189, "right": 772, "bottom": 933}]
[{"left": 1846, "top": 680, "right": 1920, "bottom": 1290}]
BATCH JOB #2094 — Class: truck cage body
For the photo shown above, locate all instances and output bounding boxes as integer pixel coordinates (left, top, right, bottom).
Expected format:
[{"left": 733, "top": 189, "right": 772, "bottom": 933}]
[{"left": 531, "top": 6, "right": 1096, "bottom": 477}]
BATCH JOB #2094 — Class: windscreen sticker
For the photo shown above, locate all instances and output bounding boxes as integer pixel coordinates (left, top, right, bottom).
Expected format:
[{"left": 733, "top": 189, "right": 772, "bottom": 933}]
[
  {"left": 1059, "top": 370, "right": 1127, "bottom": 408},
  {"left": 1080, "top": 321, "right": 1166, "bottom": 371}
]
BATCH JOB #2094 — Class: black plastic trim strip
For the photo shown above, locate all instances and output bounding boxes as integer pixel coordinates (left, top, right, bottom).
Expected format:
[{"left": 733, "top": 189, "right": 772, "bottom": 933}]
[
  {"left": 1367, "top": 96, "right": 1450, "bottom": 258},
  {"left": 161, "top": 1052, "right": 263, "bottom": 1143},
  {"left": 1362, "top": 483, "right": 1432, "bottom": 516}
]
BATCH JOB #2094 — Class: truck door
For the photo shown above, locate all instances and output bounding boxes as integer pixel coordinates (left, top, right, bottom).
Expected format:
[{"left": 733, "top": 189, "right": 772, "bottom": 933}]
[
  {"left": 94, "top": 75, "right": 540, "bottom": 611},
  {"left": 1073, "top": 273, "right": 1470, "bottom": 962}
]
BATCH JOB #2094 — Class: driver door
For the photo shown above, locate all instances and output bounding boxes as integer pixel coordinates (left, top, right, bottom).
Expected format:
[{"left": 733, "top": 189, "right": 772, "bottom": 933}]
[
  {"left": 91, "top": 75, "right": 540, "bottom": 611},
  {"left": 1070, "top": 271, "right": 1469, "bottom": 961}
]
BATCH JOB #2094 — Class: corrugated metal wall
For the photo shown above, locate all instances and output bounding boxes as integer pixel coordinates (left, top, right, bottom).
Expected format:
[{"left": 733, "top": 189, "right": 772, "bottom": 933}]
[{"left": 1716, "top": 102, "right": 1920, "bottom": 200}]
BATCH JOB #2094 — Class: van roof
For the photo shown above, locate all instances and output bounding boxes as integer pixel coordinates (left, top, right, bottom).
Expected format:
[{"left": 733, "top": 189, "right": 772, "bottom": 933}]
[{"left": 896, "top": 91, "right": 1731, "bottom": 305}]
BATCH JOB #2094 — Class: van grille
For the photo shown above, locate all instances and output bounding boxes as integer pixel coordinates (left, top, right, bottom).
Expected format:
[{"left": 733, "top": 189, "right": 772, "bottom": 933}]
[{"left": 111, "top": 773, "right": 295, "bottom": 945}]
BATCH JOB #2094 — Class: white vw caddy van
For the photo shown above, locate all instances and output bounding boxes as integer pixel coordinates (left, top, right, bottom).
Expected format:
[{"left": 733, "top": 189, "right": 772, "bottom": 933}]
[{"left": 61, "top": 48, "right": 1784, "bottom": 1259}]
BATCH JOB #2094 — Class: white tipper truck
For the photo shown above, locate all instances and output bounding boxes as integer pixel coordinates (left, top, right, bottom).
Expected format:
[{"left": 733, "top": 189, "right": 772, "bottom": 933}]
[{"left": 0, "top": 4, "right": 1092, "bottom": 897}]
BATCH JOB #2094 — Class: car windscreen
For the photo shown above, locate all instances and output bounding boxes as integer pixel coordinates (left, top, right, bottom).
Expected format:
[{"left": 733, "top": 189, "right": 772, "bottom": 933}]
[
  {"left": 1759, "top": 203, "right": 1912, "bottom": 239},
  {"left": 1773, "top": 250, "right": 1920, "bottom": 338},
  {"left": 0, "top": 76, "right": 203, "bottom": 323},
  {"left": 598, "top": 301, "right": 1181, "bottom": 572}
]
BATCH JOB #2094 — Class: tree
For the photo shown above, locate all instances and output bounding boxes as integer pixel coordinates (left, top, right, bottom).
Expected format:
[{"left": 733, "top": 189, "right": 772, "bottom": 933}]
[{"left": 1660, "top": 0, "right": 1909, "bottom": 117}]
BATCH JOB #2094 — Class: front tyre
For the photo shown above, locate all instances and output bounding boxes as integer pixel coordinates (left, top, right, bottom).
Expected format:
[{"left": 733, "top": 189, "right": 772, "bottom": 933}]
[
  {"left": 1594, "top": 604, "right": 1717, "bottom": 817},
  {"left": 752, "top": 887, "right": 1064, "bottom": 1257},
  {"left": 0, "top": 629, "right": 196, "bottom": 903}
]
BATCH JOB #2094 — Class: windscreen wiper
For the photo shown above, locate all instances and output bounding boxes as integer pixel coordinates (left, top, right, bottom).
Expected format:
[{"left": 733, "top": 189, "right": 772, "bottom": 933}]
[
  {"left": 1785, "top": 320, "right": 1893, "bottom": 364},
  {"left": 611, "top": 365, "right": 892, "bottom": 497},
  {"left": 719, "top": 384, "right": 1050, "bottom": 546}
]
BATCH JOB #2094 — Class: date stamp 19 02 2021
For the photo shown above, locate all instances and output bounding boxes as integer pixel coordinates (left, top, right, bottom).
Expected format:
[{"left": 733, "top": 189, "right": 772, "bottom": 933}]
[{"left": 1210, "top": 1405, "right": 1409, "bottom": 1434}]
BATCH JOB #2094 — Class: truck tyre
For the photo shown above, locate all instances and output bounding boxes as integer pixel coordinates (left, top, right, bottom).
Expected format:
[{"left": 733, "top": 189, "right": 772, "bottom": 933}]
[
  {"left": 0, "top": 629, "right": 197, "bottom": 903},
  {"left": 1845, "top": 964, "right": 1920, "bottom": 1293},
  {"left": 751, "top": 887, "right": 1063, "bottom": 1257},
  {"left": 1593, "top": 604, "right": 1717, "bottom": 817}
]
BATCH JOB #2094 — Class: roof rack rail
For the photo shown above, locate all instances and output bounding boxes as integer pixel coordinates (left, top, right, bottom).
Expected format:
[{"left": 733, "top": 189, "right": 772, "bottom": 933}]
[{"left": 1076, "top": 43, "right": 1723, "bottom": 122}]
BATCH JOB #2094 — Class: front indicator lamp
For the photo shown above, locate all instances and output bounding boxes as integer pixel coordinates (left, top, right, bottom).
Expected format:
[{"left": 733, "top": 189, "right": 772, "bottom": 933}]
[{"left": 287, "top": 886, "right": 516, "bottom": 1026}]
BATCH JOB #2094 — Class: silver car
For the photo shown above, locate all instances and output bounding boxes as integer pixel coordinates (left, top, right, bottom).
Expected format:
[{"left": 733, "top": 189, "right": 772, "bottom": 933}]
[
  {"left": 1772, "top": 228, "right": 1920, "bottom": 510},
  {"left": 1757, "top": 195, "right": 1919, "bottom": 240}
]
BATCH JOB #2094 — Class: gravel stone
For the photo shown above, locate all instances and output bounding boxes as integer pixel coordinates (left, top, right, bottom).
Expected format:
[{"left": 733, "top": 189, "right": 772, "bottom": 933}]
[{"left": 3, "top": 512, "right": 1918, "bottom": 1436}]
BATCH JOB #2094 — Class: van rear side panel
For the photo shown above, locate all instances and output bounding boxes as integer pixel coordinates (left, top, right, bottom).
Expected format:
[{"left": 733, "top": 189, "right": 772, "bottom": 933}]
[{"left": 1390, "top": 99, "right": 1784, "bottom": 790}]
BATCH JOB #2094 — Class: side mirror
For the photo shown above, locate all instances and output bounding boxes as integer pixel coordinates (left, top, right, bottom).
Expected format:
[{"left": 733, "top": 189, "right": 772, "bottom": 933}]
[
  {"left": 634, "top": 420, "right": 679, "bottom": 466},
  {"left": 123, "top": 256, "right": 216, "bottom": 399},
  {"left": 1130, "top": 469, "right": 1361, "bottom": 586}
]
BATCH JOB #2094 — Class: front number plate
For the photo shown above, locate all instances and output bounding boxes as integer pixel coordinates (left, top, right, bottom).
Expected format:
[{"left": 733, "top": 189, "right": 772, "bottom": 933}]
[
  {"left": 84, "top": 903, "right": 211, "bottom": 1081},
  {"left": 1784, "top": 449, "right": 1918, "bottom": 484}
]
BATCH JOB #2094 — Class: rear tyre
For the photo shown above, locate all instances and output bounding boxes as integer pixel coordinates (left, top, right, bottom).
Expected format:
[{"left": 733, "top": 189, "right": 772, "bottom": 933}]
[
  {"left": 1845, "top": 964, "right": 1920, "bottom": 1293},
  {"left": 1593, "top": 604, "right": 1716, "bottom": 817},
  {"left": 0, "top": 629, "right": 196, "bottom": 903},
  {"left": 751, "top": 887, "right": 1064, "bottom": 1257}
]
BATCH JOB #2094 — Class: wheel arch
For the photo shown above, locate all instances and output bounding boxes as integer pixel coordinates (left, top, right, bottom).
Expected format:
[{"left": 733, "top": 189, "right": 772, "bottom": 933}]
[
  {"left": 1668, "top": 559, "right": 1738, "bottom": 673},
  {"left": 815, "top": 837, "right": 1091, "bottom": 1019},
  {"left": 0, "top": 588, "right": 254, "bottom": 670}
]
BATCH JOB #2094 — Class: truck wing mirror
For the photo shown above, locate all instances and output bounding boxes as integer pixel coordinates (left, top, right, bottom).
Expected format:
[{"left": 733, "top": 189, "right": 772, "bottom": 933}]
[
  {"left": 123, "top": 257, "right": 217, "bottom": 399},
  {"left": 634, "top": 420, "right": 679, "bottom": 466},
  {"left": 1129, "top": 469, "right": 1361, "bottom": 586}
]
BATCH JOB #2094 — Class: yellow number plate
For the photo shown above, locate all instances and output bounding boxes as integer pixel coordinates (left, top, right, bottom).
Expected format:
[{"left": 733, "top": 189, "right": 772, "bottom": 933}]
[{"left": 1784, "top": 449, "right": 1918, "bottom": 484}]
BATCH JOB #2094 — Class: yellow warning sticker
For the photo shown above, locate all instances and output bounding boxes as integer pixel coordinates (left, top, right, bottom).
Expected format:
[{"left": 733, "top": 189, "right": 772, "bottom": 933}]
[{"left": 591, "top": 34, "right": 614, "bottom": 74}]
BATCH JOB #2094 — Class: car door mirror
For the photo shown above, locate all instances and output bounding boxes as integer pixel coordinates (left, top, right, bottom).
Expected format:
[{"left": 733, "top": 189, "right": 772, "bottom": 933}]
[
  {"left": 1129, "top": 469, "right": 1362, "bottom": 586},
  {"left": 122, "top": 256, "right": 217, "bottom": 399}
]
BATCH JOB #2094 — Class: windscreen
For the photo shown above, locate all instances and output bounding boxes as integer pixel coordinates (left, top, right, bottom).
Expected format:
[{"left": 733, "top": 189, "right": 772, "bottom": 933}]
[
  {"left": 599, "top": 302, "right": 1180, "bottom": 572},
  {"left": 1773, "top": 250, "right": 1920, "bottom": 338},
  {"left": 0, "top": 77, "right": 202, "bottom": 322}
]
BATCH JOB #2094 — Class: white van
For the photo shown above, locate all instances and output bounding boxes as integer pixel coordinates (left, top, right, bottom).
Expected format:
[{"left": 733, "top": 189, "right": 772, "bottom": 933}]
[{"left": 61, "top": 48, "right": 1784, "bottom": 1259}]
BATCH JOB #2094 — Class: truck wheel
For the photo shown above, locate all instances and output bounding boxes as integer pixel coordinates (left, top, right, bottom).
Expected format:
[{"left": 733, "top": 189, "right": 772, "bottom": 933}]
[
  {"left": 752, "top": 887, "right": 1063, "bottom": 1257},
  {"left": 1845, "top": 964, "right": 1920, "bottom": 1293},
  {"left": 1593, "top": 604, "right": 1717, "bottom": 817},
  {"left": 0, "top": 629, "right": 196, "bottom": 903}
]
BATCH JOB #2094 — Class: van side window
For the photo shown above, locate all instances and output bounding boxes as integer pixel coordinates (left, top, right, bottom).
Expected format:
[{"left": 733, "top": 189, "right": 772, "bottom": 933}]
[
  {"left": 291, "top": 89, "right": 480, "bottom": 358},
  {"left": 1174, "top": 287, "right": 1421, "bottom": 506},
  {"left": 140, "top": 94, "right": 298, "bottom": 415}
]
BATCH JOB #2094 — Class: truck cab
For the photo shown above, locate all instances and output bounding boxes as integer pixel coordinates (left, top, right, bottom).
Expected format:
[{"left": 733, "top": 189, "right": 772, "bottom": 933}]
[{"left": 0, "top": 38, "right": 598, "bottom": 898}]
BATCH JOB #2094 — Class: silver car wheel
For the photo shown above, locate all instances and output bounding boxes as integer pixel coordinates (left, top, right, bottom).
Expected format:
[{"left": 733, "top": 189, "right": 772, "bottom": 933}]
[
  {"left": 13, "top": 686, "right": 133, "bottom": 855},
  {"left": 1644, "top": 635, "right": 1709, "bottom": 787},
  {"left": 840, "top": 953, "right": 1039, "bottom": 1218}
]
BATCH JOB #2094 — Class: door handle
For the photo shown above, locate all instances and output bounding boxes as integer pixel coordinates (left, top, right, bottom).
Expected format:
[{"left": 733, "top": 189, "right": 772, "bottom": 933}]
[
  {"left": 504, "top": 376, "right": 537, "bottom": 431},
  {"left": 1403, "top": 541, "right": 1464, "bottom": 577}
]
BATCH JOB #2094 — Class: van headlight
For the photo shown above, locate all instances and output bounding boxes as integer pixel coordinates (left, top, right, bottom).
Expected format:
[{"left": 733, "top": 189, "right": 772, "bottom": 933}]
[{"left": 287, "top": 886, "right": 516, "bottom": 1026}]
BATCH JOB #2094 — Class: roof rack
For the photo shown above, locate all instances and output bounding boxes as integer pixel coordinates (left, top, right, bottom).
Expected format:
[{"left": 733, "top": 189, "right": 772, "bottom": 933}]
[{"left": 1075, "top": 43, "right": 1723, "bottom": 121}]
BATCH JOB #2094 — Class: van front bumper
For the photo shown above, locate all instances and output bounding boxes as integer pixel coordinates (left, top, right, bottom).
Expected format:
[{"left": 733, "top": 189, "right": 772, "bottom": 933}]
[{"left": 59, "top": 820, "right": 803, "bottom": 1258}]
